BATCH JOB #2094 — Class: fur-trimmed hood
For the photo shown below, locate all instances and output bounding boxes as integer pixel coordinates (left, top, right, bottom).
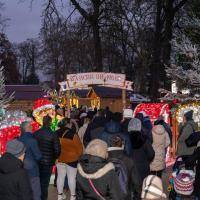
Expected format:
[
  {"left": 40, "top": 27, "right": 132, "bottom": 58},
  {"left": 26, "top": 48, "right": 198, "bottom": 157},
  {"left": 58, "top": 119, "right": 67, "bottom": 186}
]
[{"left": 78, "top": 154, "right": 114, "bottom": 179}]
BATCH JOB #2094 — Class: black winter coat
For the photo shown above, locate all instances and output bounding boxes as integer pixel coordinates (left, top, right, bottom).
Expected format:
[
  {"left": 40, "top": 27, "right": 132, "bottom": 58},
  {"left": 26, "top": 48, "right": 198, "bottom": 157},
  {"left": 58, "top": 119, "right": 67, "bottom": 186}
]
[
  {"left": 186, "top": 146, "right": 200, "bottom": 196},
  {"left": 130, "top": 132, "right": 155, "bottom": 181},
  {"left": 83, "top": 116, "right": 106, "bottom": 147},
  {"left": 108, "top": 147, "right": 142, "bottom": 200},
  {"left": 34, "top": 127, "right": 61, "bottom": 166},
  {"left": 76, "top": 154, "right": 125, "bottom": 200},
  {"left": 0, "top": 153, "right": 33, "bottom": 200}
]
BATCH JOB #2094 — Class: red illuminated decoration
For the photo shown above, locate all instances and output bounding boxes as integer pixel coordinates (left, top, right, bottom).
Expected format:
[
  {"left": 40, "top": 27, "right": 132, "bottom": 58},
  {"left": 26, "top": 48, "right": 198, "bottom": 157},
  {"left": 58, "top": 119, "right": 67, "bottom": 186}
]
[
  {"left": 0, "top": 126, "right": 21, "bottom": 154},
  {"left": 134, "top": 103, "right": 170, "bottom": 124}
]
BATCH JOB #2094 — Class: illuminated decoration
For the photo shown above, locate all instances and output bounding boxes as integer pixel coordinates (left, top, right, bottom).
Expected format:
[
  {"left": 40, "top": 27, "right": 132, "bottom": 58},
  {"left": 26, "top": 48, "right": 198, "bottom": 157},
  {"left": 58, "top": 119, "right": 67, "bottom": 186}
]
[
  {"left": 32, "top": 98, "right": 55, "bottom": 125},
  {"left": 91, "top": 97, "right": 100, "bottom": 109},
  {"left": 59, "top": 72, "right": 133, "bottom": 91},
  {"left": 176, "top": 102, "right": 200, "bottom": 126},
  {"left": 0, "top": 110, "right": 34, "bottom": 154},
  {"left": 134, "top": 103, "right": 170, "bottom": 124},
  {"left": 70, "top": 93, "right": 79, "bottom": 108}
]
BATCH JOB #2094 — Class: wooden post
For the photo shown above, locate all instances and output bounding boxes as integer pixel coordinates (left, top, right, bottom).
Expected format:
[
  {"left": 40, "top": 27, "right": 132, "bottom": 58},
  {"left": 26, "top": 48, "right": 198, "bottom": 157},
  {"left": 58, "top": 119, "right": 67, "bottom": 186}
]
[
  {"left": 66, "top": 79, "right": 70, "bottom": 118},
  {"left": 122, "top": 81, "right": 126, "bottom": 109}
]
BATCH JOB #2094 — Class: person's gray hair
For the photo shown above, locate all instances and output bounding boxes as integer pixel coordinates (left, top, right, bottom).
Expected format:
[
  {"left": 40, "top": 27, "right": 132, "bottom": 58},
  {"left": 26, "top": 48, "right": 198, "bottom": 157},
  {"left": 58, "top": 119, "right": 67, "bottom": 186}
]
[{"left": 20, "top": 121, "right": 31, "bottom": 133}]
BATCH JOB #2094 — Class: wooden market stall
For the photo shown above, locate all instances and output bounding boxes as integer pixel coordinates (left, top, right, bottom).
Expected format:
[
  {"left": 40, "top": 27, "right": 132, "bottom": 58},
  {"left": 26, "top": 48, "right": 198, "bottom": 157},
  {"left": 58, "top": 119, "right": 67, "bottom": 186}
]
[
  {"left": 5, "top": 85, "right": 45, "bottom": 111},
  {"left": 69, "top": 86, "right": 131, "bottom": 112},
  {"left": 86, "top": 86, "right": 132, "bottom": 112}
]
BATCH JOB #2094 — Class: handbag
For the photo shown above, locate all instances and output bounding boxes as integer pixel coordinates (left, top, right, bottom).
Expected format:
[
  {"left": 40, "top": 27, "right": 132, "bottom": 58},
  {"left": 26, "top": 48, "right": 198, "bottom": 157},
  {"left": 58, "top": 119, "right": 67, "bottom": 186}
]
[
  {"left": 88, "top": 178, "right": 106, "bottom": 200},
  {"left": 185, "top": 131, "right": 200, "bottom": 147},
  {"left": 173, "top": 169, "right": 195, "bottom": 196}
]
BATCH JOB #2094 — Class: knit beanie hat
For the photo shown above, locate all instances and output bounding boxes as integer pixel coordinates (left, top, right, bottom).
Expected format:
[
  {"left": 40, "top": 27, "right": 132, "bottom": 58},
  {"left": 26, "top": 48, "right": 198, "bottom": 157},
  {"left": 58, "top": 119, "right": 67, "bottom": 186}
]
[
  {"left": 123, "top": 109, "right": 133, "bottom": 119},
  {"left": 141, "top": 175, "right": 167, "bottom": 199},
  {"left": 6, "top": 139, "right": 26, "bottom": 158},
  {"left": 128, "top": 118, "right": 142, "bottom": 132},
  {"left": 85, "top": 139, "right": 108, "bottom": 159}
]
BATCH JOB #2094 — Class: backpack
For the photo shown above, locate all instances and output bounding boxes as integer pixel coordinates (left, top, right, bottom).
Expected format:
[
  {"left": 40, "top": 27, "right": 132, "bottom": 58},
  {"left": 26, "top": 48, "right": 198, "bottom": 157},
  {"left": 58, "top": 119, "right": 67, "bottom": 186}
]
[{"left": 109, "top": 157, "right": 128, "bottom": 195}]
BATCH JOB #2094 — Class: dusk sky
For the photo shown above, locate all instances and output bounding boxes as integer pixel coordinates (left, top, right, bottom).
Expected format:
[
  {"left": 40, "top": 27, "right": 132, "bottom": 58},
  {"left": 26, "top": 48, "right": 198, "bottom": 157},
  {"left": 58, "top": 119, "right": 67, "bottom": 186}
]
[{"left": 2, "top": 0, "right": 43, "bottom": 43}]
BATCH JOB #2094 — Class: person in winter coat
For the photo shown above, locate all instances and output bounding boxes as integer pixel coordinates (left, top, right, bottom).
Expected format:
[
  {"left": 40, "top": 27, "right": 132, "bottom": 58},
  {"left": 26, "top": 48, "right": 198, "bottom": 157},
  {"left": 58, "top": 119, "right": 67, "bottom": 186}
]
[
  {"left": 76, "top": 139, "right": 125, "bottom": 200},
  {"left": 108, "top": 135, "right": 142, "bottom": 200},
  {"left": 154, "top": 115, "right": 172, "bottom": 146},
  {"left": 150, "top": 125, "right": 170, "bottom": 178},
  {"left": 56, "top": 118, "right": 83, "bottom": 200},
  {"left": 177, "top": 110, "right": 198, "bottom": 156},
  {"left": 83, "top": 110, "right": 106, "bottom": 147},
  {"left": 0, "top": 139, "right": 33, "bottom": 200},
  {"left": 128, "top": 118, "right": 155, "bottom": 182},
  {"left": 135, "top": 112, "right": 153, "bottom": 143},
  {"left": 100, "top": 112, "right": 132, "bottom": 155},
  {"left": 19, "top": 121, "right": 42, "bottom": 200},
  {"left": 121, "top": 108, "right": 134, "bottom": 133},
  {"left": 34, "top": 115, "right": 61, "bottom": 200},
  {"left": 185, "top": 141, "right": 200, "bottom": 199},
  {"left": 78, "top": 114, "right": 90, "bottom": 146},
  {"left": 141, "top": 175, "right": 167, "bottom": 200}
]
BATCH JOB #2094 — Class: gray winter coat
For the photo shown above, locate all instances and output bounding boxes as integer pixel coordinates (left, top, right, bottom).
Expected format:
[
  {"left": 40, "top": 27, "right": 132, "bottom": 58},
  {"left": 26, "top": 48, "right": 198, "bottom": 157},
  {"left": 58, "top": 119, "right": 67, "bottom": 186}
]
[{"left": 177, "top": 120, "right": 198, "bottom": 156}]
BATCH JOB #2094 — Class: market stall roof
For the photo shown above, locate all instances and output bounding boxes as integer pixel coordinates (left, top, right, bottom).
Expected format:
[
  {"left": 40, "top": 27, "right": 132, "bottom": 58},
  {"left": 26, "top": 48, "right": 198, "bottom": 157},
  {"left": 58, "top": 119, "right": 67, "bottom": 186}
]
[
  {"left": 87, "top": 86, "right": 132, "bottom": 98},
  {"left": 71, "top": 89, "right": 90, "bottom": 98},
  {"left": 5, "top": 85, "right": 45, "bottom": 100}
]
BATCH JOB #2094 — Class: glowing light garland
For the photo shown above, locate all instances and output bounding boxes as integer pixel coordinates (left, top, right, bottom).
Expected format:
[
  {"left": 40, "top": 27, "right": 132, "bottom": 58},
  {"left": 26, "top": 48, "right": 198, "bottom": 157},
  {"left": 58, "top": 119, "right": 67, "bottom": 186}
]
[{"left": 176, "top": 102, "right": 200, "bottom": 126}]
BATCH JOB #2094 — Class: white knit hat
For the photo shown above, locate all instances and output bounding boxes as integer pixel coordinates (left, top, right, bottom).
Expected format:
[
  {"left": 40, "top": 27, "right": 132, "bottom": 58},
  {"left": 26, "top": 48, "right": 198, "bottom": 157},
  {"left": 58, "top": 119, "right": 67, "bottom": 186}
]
[
  {"left": 85, "top": 139, "right": 108, "bottom": 159},
  {"left": 141, "top": 175, "right": 167, "bottom": 199},
  {"left": 128, "top": 118, "right": 142, "bottom": 132},
  {"left": 123, "top": 109, "right": 133, "bottom": 119}
]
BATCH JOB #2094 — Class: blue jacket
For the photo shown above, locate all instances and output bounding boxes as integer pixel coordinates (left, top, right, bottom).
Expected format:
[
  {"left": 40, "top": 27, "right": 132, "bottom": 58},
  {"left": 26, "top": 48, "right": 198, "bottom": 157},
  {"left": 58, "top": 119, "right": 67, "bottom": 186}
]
[
  {"left": 99, "top": 120, "right": 132, "bottom": 155},
  {"left": 19, "top": 132, "right": 42, "bottom": 177}
]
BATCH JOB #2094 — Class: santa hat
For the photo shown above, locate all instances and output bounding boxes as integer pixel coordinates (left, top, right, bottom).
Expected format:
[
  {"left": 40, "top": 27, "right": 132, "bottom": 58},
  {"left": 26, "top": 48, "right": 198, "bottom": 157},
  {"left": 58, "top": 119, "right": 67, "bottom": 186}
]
[{"left": 32, "top": 98, "right": 55, "bottom": 117}]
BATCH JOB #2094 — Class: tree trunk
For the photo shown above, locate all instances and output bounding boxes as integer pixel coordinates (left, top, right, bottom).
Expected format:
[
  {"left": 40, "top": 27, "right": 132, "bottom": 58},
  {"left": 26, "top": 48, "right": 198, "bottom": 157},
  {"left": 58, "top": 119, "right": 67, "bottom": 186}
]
[
  {"left": 92, "top": 23, "right": 103, "bottom": 72},
  {"left": 149, "top": 0, "right": 163, "bottom": 101},
  {"left": 162, "top": 0, "right": 174, "bottom": 89}
]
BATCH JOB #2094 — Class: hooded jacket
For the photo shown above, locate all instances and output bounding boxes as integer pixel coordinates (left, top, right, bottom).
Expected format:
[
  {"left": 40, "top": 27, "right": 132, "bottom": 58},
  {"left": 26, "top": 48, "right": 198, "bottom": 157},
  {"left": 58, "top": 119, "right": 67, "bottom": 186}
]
[
  {"left": 0, "top": 153, "right": 33, "bottom": 200},
  {"left": 108, "top": 147, "right": 142, "bottom": 199},
  {"left": 177, "top": 120, "right": 198, "bottom": 156},
  {"left": 154, "top": 119, "right": 172, "bottom": 146},
  {"left": 99, "top": 120, "right": 132, "bottom": 155},
  {"left": 130, "top": 131, "right": 155, "bottom": 181},
  {"left": 150, "top": 125, "right": 170, "bottom": 171},
  {"left": 76, "top": 154, "right": 125, "bottom": 200}
]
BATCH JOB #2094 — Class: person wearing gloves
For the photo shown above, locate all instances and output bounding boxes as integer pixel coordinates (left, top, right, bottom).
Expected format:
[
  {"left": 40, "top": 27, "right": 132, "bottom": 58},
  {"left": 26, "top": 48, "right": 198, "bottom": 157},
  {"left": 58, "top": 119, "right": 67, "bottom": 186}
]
[
  {"left": 76, "top": 139, "right": 125, "bottom": 200},
  {"left": 128, "top": 118, "right": 155, "bottom": 182},
  {"left": 0, "top": 139, "right": 33, "bottom": 200},
  {"left": 177, "top": 110, "right": 198, "bottom": 156},
  {"left": 150, "top": 125, "right": 170, "bottom": 178},
  {"left": 141, "top": 175, "right": 167, "bottom": 200}
]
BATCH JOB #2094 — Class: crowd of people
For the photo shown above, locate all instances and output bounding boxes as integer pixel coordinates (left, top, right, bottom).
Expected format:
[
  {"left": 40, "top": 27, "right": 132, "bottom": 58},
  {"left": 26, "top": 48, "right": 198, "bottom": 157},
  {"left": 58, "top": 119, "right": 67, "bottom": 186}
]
[{"left": 0, "top": 106, "right": 200, "bottom": 200}]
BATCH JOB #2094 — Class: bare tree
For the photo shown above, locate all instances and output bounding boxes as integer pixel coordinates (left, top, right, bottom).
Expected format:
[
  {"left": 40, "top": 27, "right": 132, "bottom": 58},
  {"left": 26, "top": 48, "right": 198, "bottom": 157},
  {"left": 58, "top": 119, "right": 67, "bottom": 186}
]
[{"left": 16, "top": 38, "right": 40, "bottom": 84}]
